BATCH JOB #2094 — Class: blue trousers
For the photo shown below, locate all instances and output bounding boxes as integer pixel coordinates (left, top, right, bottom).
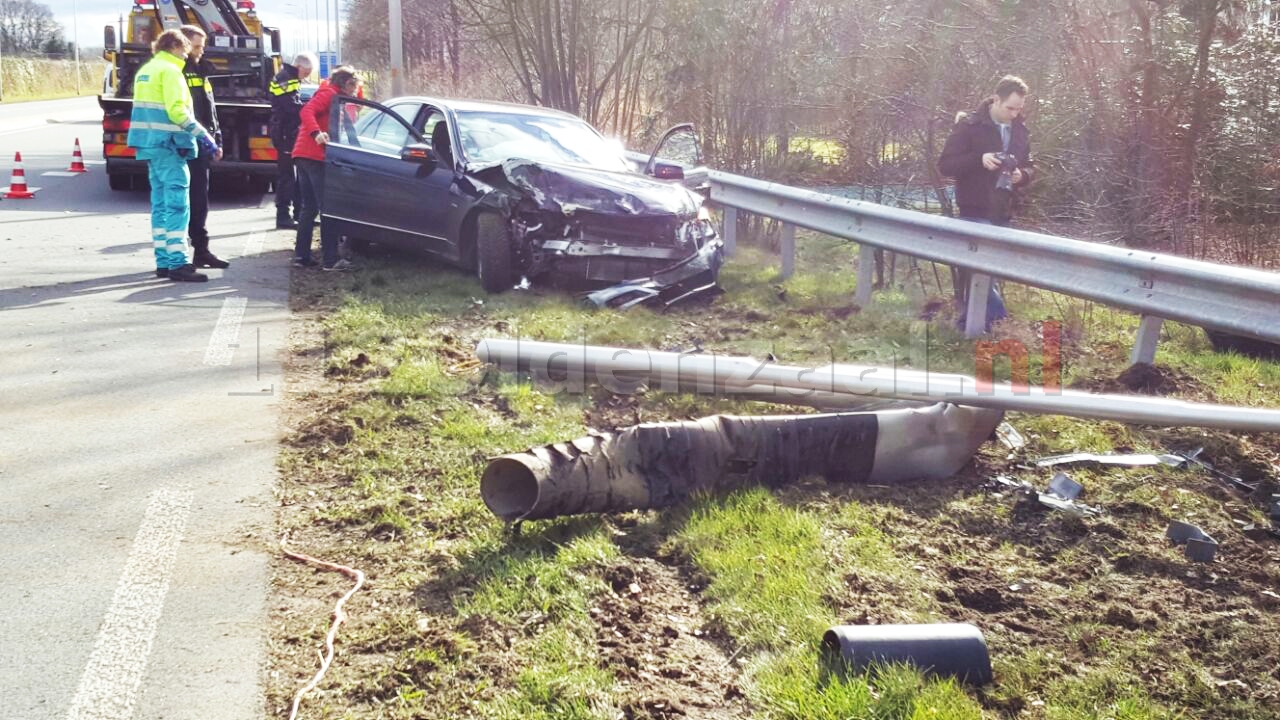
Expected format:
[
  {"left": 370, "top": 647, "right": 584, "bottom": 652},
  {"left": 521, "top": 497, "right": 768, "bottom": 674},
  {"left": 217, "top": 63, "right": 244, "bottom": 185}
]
[
  {"left": 141, "top": 150, "right": 192, "bottom": 270},
  {"left": 958, "top": 216, "right": 1009, "bottom": 331},
  {"left": 295, "top": 158, "right": 338, "bottom": 266}
]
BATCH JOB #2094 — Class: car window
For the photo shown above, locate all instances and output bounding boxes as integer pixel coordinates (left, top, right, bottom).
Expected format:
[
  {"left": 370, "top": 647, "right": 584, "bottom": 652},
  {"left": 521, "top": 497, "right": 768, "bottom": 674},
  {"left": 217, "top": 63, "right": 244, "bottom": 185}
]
[
  {"left": 454, "top": 111, "right": 630, "bottom": 172},
  {"left": 420, "top": 109, "right": 455, "bottom": 168},
  {"left": 353, "top": 112, "right": 382, "bottom": 141},
  {"left": 653, "top": 127, "right": 701, "bottom": 167},
  {"left": 372, "top": 113, "right": 411, "bottom": 148},
  {"left": 390, "top": 103, "right": 421, "bottom": 124},
  {"left": 420, "top": 110, "right": 444, "bottom": 140},
  {"left": 332, "top": 100, "right": 416, "bottom": 155}
]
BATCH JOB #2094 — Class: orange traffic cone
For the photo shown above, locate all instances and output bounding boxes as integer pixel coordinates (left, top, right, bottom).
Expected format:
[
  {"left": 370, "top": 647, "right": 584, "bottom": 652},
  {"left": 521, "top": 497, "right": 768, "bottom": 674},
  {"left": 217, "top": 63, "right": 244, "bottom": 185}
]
[
  {"left": 3, "top": 152, "right": 36, "bottom": 199},
  {"left": 68, "top": 138, "right": 88, "bottom": 173}
]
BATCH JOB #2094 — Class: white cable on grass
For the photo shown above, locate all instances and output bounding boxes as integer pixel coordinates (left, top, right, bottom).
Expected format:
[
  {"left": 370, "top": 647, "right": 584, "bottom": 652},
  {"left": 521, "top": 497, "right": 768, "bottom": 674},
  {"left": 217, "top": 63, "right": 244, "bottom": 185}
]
[{"left": 281, "top": 536, "right": 366, "bottom": 720}]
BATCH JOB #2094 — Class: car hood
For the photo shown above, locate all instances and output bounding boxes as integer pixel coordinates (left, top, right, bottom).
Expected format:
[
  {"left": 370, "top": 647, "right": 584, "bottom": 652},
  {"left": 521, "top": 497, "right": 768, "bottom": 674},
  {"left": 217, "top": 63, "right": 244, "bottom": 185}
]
[{"left": 474, "top": 158, "right": 703, "bottom": 218}]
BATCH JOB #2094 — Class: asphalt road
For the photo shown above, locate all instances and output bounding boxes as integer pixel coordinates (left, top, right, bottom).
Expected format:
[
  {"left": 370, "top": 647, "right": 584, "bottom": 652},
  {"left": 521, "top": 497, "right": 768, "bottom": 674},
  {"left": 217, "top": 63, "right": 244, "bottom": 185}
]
[{"left": 1, "top": 96, "right": 290, "bottom": 719}]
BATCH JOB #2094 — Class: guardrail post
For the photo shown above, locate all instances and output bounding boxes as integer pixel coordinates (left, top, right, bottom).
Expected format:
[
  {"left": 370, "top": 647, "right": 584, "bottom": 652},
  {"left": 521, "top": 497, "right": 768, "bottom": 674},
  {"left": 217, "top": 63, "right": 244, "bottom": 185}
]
[
  {"left": 964, "top": 274, "right": 992, "bottom": 339},
  {"left": 721, "top": 206, "right": 737, "bottom": 257},
  {"left": 855, "top": 244, "right": 875, "bottom": 307},
  {"left": 1130, "top": 315, "right": 1164, "bottom": 366},
  {"left": 780, "top": 222, "right": 795, "bottom": 279}
]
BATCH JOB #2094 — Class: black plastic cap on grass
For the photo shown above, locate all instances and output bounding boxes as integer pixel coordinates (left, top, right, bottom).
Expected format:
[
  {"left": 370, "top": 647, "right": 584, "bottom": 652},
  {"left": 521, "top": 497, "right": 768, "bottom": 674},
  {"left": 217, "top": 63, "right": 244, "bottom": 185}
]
[{"left": 821, "top": 623, "right": 994, "bottom": 686}]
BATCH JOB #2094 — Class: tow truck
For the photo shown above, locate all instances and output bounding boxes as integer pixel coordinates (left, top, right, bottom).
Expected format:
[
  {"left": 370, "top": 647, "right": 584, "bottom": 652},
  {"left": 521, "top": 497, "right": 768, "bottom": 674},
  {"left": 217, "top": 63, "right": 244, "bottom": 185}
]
[{"left": 99, "top": 0, "right": 283, "bottom": 190}]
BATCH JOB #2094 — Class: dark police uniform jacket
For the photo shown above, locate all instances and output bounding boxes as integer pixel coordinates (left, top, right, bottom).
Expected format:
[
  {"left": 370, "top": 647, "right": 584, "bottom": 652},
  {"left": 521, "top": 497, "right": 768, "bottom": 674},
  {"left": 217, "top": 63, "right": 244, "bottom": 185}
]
[{"left": 269, "top": 63, "right": 304, "bottom": 153}]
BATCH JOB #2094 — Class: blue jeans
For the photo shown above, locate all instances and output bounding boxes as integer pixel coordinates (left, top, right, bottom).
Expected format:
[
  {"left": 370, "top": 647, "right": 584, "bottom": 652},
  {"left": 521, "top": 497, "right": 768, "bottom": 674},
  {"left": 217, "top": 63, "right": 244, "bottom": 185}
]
[
  {"left": 294, "top": 158, "right": 338, "bottom": 266},
  {"left": 958, "top": 216, "right": 1008, "bottom": 332}
]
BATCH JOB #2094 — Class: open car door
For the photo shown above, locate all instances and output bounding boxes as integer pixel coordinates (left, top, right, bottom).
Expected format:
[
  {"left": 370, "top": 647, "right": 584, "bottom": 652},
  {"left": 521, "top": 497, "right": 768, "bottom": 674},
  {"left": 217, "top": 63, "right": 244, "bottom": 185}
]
[
  {"left": 644, "top": 123, "right": 710, "bottom": 194},
  {"left": 323, "top": 97, "right": 456, "bottom": 256}
]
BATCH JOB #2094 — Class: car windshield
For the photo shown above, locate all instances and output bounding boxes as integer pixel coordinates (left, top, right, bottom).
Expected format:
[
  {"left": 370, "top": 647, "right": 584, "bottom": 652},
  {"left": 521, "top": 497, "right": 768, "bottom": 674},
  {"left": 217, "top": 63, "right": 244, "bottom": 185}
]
[{"left": 455, "top": 111, "right": 630, "bottom": 172}]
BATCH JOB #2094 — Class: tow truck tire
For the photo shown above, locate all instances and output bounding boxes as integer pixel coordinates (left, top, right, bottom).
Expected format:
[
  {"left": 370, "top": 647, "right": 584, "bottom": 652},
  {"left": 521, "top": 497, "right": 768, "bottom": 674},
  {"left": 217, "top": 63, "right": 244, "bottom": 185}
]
[
  {"left": 475, "top": 212, "right": 517, "bottom": 294},
  {"left": 108, "top": 173, "right": 132, "bottom": 191}
]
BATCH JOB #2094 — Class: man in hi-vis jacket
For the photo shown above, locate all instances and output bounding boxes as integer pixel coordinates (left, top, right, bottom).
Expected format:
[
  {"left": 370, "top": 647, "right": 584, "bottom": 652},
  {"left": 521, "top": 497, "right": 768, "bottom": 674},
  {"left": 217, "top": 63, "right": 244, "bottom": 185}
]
[{"left": 127, "top": 28, "right": 222, "bottom": 282}]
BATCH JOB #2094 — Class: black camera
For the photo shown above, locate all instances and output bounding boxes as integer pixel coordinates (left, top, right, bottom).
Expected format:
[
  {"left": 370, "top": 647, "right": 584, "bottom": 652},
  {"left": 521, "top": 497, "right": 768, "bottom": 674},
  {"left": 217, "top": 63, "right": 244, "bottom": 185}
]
[{"left": 994, "top": 152, "right": 1018, "bottom": 191}]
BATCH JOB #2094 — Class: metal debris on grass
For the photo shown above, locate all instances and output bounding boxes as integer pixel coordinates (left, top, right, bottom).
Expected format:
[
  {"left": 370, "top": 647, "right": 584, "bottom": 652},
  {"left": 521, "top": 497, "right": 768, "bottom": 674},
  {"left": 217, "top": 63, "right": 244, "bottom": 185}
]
[
  {"left": 1176, "top": 447, "right": 1259, "bottom": 493},
  {"left": 1033, "top": 452, "right": 1186, "bottom": 469},
  {"left": 991, "top": 473, "right": 1102, "bottom": 517},
  {"left": 1165, "top": 521, "right": 1219, "bottom": 563},
  {"left": 995, "top": 422, "right": 1025, "bottom": 452}
]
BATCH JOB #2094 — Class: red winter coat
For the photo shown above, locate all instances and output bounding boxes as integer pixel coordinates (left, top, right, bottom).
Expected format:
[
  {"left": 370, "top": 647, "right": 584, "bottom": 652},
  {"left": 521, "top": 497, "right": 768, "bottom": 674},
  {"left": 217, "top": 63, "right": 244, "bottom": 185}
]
[{"left": 291, "top": 80, "right": 338, "bottom": 162}]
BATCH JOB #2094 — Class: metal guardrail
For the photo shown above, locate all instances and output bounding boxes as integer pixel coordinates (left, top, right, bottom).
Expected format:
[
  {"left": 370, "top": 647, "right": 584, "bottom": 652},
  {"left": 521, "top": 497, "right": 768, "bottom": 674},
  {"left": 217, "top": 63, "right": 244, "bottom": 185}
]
[{"left": 626, "top": 152, "right": 1280, "bottom": 358}]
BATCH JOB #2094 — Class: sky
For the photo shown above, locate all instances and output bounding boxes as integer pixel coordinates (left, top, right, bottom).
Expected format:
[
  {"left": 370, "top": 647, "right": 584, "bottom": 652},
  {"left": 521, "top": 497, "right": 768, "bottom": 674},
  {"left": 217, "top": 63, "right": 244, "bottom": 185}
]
[{"left": 49, "top": 0, "right": 342, "bottom": 56}]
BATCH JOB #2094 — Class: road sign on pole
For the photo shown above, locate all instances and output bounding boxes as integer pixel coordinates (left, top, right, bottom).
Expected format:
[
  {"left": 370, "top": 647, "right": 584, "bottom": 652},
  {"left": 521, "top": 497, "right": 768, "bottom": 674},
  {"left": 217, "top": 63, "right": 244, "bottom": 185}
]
[{"left": 316, "top": 50, "right": 336, "bottom": 78}]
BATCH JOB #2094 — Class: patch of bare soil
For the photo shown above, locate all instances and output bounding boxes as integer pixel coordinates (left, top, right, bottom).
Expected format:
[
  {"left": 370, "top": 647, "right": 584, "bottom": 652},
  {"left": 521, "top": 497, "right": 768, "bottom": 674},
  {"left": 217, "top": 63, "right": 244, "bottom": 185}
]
[
  {"left": 1074, "top": 361, "right": 1213, "bottom": 398},
  {"left": 800, "top": 451, "right": 1280, "bottom": 718},
  {"left": 594, "top": 558, "right": 749, "bottom": 719}
]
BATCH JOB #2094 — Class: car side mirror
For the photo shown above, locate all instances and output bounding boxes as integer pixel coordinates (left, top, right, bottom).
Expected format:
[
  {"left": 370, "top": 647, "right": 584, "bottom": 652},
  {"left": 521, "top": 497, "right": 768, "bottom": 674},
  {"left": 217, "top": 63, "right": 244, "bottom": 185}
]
[
  {"left": 103, "top": 25, "right": 117, "bottom": 58},
  {"left": 401, "top": 143, "right": 438, "bottom": 170},
  {"left": 650, "top": 162, "right": 684, "bottom": 181},
  {"left": 267, "top": 28, "right": 281, "bottom": 55}
]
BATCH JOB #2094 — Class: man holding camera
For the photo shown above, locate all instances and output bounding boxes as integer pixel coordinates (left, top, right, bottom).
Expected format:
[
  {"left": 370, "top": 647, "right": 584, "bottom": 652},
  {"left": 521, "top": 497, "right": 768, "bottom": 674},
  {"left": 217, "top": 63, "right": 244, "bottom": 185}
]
[{"left": 938, "top": 75, "right": 1034, "bottom": 331}]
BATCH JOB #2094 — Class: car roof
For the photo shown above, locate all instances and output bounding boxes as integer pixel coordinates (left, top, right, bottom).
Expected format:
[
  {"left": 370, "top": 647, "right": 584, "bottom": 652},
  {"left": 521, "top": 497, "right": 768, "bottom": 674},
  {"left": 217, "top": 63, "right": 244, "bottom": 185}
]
[{"left": 388, "top": 96, "right": 582, "bottom": 121}]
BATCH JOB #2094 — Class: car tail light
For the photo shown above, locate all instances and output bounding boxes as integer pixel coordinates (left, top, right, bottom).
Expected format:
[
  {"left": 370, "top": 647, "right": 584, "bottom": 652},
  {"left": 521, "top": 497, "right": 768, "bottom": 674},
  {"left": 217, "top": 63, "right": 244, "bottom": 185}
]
[{"left": 104, "top": 117, "right": 130, "bottom": 132}]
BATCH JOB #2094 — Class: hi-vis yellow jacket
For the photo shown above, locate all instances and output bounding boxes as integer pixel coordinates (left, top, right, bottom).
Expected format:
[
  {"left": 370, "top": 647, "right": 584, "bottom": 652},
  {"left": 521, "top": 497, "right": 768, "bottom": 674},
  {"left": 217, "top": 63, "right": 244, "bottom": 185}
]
[{"left": 127, "top": 50, "right": 213, "bottom": 155}]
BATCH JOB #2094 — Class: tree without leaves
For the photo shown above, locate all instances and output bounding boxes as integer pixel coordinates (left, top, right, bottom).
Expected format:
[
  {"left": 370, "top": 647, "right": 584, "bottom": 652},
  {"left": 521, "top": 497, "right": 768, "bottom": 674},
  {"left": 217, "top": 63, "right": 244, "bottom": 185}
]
[{"left": 0, "top": 0, "right": 64, "bottom": 54}]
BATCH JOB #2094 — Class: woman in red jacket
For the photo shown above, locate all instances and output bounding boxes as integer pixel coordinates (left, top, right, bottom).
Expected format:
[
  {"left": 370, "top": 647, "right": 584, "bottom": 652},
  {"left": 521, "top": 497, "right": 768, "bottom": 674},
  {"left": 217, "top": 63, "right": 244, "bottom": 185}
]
[{"left": 292, "top": 66, "right": 361, "bottom": 270}]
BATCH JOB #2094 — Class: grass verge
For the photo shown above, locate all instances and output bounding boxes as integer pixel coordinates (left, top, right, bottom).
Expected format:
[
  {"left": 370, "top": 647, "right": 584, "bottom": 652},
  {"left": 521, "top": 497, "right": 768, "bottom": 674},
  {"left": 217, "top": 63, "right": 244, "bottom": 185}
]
[{"left": 271, "top": 229, "right": 1280, "bottom": 719}]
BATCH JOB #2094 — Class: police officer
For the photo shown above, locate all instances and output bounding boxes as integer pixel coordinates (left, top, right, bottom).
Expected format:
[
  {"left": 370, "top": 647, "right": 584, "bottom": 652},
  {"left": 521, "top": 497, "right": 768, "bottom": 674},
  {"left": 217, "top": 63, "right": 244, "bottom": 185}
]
[
  {"left": 127, "top": 28, "right": 222, "bottom": 282},
  {"left": 180, "top": 24, "right": 229, "bottom": 269},
  {"left": 269, "top": 52, "right": 315, "bottom": 230}
]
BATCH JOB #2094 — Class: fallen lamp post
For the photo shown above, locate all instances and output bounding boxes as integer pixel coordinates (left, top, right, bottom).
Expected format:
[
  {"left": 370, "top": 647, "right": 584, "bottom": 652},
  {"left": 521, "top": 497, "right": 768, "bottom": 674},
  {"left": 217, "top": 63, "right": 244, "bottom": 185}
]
[
  {"left": 481, "top": 403, "right": 1002, "bottom": 521},
  {"left": 476, "top": 339, "right": 1280, "bottom": 432}
]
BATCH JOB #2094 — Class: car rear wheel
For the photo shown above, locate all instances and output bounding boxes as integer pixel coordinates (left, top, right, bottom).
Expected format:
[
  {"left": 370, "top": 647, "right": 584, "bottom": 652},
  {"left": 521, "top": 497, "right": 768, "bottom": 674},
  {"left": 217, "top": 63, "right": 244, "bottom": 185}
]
[
  {"left": 108, "top": 173, "right": 134, "bottom": 191},
  {"left": 475, "top": 212, "right": 517, "bottom": 293}
]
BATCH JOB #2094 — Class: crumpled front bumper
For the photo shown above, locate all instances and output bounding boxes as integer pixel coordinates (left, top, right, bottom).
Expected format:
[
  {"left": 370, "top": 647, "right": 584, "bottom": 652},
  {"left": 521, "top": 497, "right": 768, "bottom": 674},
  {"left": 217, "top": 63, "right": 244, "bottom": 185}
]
[{"left": 583, "top": 238, "right": 725, "bottom": 309}]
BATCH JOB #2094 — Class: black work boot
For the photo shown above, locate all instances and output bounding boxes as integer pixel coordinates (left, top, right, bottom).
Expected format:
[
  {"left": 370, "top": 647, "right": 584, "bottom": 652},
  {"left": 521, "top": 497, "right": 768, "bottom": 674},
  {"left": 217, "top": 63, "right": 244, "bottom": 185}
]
[
  {"left": 155, "top": 268, "right": 169, "bottom": 278},
  {"left": 276, "top": 211, "right": 297, "bottom": 230},
  {"left": 193, "top": 252, "right": 230, "bottom": 269},
  {"left": 168, "top": 264, "right": 209, "bottom": 283}
]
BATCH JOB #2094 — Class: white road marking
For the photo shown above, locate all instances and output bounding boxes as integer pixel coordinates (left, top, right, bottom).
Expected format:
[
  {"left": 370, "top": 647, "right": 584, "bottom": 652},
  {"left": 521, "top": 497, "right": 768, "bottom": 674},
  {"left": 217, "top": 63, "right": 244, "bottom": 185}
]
[
  {"left": 241, "top": 229, "right": 266, "bottom": 257},
  {"left": 203, "top": 296, "right": 248, "bottom": 366},
  {"left": 42, "top": 171, "right": 82, "bottom": 177},
  {"left": 65, "top": 488, "right": 194, "bottom": 720}
]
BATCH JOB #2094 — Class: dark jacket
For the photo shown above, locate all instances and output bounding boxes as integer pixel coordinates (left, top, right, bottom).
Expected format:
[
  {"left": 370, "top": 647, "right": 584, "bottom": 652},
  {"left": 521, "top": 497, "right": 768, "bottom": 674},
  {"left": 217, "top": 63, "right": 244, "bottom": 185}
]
[
  {"left": 292, "top": 80, "right": 338, "bottom": 162},
  {"left": 183, "top": 57, "right": 220, "bottom": 143},
  {"left": 938, "top": 98, "right": 1033, "bottom": 224},
  {"left": 269, "top": 63, "right": 304, "bottom": 152}
]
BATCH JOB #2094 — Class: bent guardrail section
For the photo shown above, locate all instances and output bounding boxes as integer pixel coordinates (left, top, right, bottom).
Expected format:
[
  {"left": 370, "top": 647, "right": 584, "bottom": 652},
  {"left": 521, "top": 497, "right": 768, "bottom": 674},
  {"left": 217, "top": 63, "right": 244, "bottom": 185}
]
[
  {"left": 625, "top": 150, "right": 1280, "bottom": 357},
  {"left": 710, "top": 172, "right": 1280, "bottom": 346}
]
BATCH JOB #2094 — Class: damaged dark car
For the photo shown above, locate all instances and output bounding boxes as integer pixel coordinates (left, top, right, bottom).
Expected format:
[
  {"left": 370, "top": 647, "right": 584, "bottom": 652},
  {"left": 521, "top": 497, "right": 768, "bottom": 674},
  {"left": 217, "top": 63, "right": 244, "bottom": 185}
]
[{"left": 321, "top": 96, "right": 723, "bottom": 307}]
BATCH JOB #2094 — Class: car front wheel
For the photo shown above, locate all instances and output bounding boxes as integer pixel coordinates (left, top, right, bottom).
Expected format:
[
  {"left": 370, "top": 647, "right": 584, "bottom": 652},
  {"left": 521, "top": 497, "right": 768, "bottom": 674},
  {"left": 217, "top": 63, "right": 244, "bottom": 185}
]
[{"left": 475, "top": 212, "right": 518, "bottom": 293}]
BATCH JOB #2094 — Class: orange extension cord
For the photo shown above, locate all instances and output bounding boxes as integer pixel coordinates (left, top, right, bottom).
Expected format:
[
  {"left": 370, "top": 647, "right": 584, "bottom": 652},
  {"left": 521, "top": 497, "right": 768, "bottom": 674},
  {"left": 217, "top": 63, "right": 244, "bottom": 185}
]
[{"left": 281, "top": 537, "right": 366, "bottom": 720}]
